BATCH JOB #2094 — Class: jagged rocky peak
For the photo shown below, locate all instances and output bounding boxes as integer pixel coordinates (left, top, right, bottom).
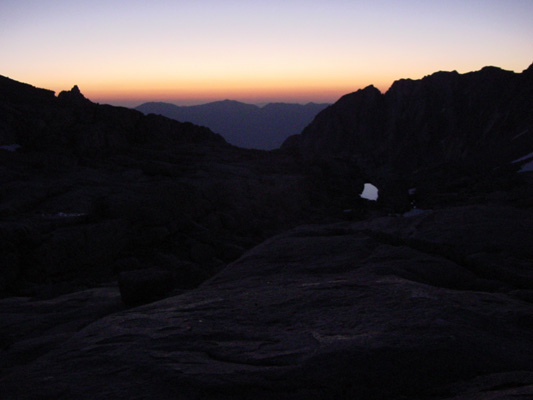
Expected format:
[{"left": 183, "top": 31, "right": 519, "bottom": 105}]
[
  {"left": 282, "top": 64, "right": 533, "bottom": 211},
  {"left": 336, "top": 84, "right": 382, "bottom": 105},
  {"left": 58, "top": 84, "right": 91, "bottom": 104},
  {"left": 283, "top": 65, "right": 533, "bottom": 166},
  {"left": 71, "top": 85, "right": 82, "bottom": 95},
  {"left": 1, "top": 76, "right": 228, "bottom": 151}
]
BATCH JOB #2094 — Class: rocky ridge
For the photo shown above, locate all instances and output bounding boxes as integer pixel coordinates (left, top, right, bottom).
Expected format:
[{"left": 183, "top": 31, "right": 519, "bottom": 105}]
[
  {"left": 0, "top": 75, "right": 364, "bottom": 300},
  {"left": 1, "top": 69, "right": 532, "bottom": 399},
  {"left": 283, "top": 64, "right": 533, "bottom": 211},
  {"left": 0, "top": 76, "right": 226, "bottom": 152}
]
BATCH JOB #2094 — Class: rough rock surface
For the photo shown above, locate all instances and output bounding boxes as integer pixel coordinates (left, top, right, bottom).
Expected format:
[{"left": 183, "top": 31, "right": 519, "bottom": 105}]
[
  {"left": 0, "top": 287, "right": 122, "bottom": 379},
  {"left": 1, "top": 205, "right": 532, "bottom": 399}
]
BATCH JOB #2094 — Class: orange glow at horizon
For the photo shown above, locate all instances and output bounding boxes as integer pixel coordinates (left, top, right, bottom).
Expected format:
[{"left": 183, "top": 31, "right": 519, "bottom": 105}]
[
  {"left": 84, "top": 79, "right": 391, "bottom": 105},
  {"left": 2, "top": 1, "right": 531, "bottom": 108},
  {"left": 26, "top": 71, "right": 399, "bottom": 106}
]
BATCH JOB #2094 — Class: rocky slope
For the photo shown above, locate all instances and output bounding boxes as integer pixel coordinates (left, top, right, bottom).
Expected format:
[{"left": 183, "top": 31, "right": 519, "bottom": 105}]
[
  {"left": 136, "top": 100, "right": 329, "bottom": 150},
  {"left": 2, "top": 205, "right": 532, "bottom": 399},
  {"left": 283, "top": 64, "right": 533, "bottom": 210},
  {"left": 0, "top": 75, "right": 364, "bottom": 300},
  {"left": 0, "top": 77, "right": 226, "bottom": 152},
  {"left": 1, "top": 69, "right": 532, "bottom": 399}
]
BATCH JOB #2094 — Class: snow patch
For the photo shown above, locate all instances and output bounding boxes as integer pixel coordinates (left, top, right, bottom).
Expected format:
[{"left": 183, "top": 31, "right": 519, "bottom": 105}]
[
  {"left": 518, "top": 160, "right": 533, "bottom": 173},
  {"left": 512, "top": 151, "right": 533, "bottom": 164},
  {"left": 402, "top": 208, "right": 427, "bottom": 218},
  {"left": 41, "top": 212, "right": 86, "bottom": 218},
  {"left": 360, "top": 183, "right": 378, "bottom": 201},
  {"left": 512, "top": 129, "right": 529, "bottom": 141},
  {"left": 0, "top": 144, "right": 21, "bottom": 152}
]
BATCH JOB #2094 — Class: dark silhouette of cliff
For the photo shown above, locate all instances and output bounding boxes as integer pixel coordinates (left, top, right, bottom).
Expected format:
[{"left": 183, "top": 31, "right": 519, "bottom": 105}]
[
  {"left": 0, "top": 76, "right": 227, "bottom": 152},
  {"left": 283, "top": 64, "right": 533, "bottom": 210},
  {"left": 136, "top": 100, "right": 329, "bottom": 150}
]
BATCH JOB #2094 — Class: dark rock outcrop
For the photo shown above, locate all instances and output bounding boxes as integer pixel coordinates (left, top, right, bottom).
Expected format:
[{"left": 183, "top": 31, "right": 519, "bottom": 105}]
[
  {"left": 57, "top": 85, "right": 91, "bottom": 105},
  {"left": 283, "top": 64, "right": 533, "bottom": 210},
  {"left": 0, "top": 75, "right": 226, "bottom": 152},
  {"left": 1, "top": 205, "right": 532, "bottom": 399},
  {"left": 0, "top": 287, "right": 122, "bottom": 378}
]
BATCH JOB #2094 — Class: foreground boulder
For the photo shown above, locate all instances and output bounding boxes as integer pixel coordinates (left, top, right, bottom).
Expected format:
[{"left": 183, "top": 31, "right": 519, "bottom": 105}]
[
  {"left": 118, "top": 269, "right": 175, "bottom": 306},
  {"left": 1, "top": 204, "right": 532, "bottom": 399}
]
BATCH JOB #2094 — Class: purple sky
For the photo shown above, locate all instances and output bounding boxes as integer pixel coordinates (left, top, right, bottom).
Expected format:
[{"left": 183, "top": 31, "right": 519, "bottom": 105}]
[{"left": 1, "top": 0, "right": 532, "bottom": 106}]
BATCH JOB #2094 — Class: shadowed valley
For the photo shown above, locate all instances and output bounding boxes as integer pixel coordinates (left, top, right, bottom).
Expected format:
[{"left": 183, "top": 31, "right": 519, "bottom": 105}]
[{"left": 135, "top": 100, "right": 329, "bottom": 150}]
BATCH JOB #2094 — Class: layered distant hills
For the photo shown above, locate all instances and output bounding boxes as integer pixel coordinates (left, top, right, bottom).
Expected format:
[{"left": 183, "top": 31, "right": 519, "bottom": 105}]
[{"left": 135, "top": 100, "right": 329, "bottom": 150}]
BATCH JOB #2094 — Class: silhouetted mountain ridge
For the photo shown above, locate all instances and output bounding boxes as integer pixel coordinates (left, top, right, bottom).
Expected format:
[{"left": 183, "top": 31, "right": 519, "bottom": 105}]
[
  {"left": 135, "top": 100, "right": 329, "bottom": 150},
  {"left": 0, "top": 75, "right": 227, "bottom": 151},
  {"left": 283, "top": 64, "right": 533, "bottom": 209}
]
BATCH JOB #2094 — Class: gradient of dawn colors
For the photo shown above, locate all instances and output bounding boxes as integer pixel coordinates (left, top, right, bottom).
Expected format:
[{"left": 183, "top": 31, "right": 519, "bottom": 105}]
[{"left": 1, "top": 0, "right": 532, "bottom": 107}]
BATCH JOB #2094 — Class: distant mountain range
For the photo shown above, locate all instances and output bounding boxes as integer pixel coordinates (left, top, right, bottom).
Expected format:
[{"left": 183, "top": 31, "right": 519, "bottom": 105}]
[{"left": 135, "top": 100, "right": 329, "bottom": 150}]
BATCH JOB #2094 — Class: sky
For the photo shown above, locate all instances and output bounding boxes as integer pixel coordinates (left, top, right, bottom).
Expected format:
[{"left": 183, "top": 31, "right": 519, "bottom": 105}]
[{"left": 1, "top": 0, "right": 532, "bottom": 107}]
